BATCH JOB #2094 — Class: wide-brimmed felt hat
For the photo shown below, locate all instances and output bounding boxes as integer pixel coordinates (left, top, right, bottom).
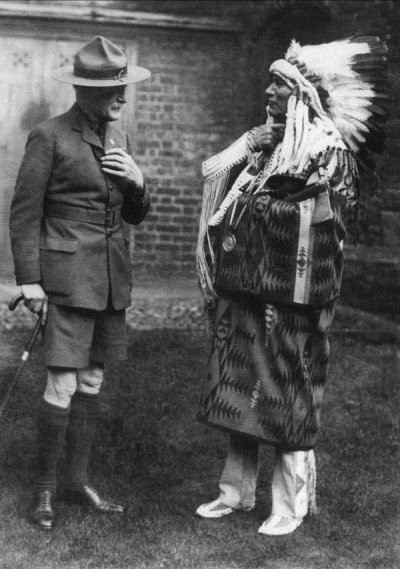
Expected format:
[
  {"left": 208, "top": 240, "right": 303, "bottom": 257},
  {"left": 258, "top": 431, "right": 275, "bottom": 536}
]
[{"left": 52, "top": 36, "right": 151, "bottom": 87}]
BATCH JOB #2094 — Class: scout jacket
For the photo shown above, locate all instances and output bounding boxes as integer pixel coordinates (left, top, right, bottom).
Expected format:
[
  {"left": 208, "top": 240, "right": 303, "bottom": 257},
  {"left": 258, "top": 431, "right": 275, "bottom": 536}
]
[{"left": 9, "top": 103, "right": 150, "bottom": 311}]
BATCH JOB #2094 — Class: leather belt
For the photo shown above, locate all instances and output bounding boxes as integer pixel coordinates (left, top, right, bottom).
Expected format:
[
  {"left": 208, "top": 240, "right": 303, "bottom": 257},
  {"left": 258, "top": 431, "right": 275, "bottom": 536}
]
[{"left": 45, "top": 203, "right": 122, "bottom": 228}]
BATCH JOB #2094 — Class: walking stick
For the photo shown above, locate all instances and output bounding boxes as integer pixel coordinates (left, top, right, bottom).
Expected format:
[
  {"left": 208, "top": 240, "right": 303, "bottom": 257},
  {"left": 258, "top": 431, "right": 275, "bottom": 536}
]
[{"left": 0, "top": 293, "right": 42, "bottom": 418}]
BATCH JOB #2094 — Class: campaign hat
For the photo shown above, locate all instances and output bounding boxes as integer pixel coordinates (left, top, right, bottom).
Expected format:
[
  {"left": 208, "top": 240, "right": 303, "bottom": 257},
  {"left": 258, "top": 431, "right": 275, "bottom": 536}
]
[{"left": 53, "top": 36, "right": 150, "bottom": 86}]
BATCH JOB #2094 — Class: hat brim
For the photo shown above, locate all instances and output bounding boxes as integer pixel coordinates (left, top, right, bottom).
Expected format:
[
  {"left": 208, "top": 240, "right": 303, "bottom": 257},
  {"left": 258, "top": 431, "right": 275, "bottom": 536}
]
[{"left": 52, "top": 65, "right": 151, "bottom": 86}]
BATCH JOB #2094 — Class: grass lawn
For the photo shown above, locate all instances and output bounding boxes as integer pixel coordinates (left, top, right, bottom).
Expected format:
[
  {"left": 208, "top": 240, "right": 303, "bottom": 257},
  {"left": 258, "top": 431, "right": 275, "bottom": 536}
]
[{"left": 0, "top": 322, "right": 399, "bottom": 569}]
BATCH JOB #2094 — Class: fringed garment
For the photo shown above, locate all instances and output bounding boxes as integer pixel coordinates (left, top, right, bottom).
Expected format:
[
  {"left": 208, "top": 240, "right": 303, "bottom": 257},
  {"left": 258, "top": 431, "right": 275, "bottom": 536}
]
[{"left": 197, "top": 296, "right": 335, "bottom": 450}]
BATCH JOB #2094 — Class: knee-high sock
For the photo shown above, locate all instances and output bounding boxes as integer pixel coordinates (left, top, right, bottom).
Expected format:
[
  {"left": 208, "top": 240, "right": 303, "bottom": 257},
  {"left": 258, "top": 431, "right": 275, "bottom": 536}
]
[
  {"left": 35, "top": 400, "right": 69, "bottom": 492},
  {"left": 65, "top": 392, "right": 100, "bottom": 490}
]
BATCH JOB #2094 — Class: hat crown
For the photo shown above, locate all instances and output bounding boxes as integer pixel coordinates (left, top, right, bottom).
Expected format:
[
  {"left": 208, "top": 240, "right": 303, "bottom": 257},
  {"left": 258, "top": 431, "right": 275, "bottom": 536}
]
[
  {"left": 53, "top": 35, "right": 150, "bottom": 86},
  {"left": 74, "top": 36, "right": 127, "bottom": 75}
]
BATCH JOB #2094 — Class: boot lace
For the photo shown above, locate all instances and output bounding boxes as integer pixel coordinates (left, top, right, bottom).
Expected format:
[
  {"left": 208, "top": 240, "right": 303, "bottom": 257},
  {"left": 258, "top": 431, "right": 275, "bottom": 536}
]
[{"left": 39, "top": 491, "right": 52, "bottom": 511}]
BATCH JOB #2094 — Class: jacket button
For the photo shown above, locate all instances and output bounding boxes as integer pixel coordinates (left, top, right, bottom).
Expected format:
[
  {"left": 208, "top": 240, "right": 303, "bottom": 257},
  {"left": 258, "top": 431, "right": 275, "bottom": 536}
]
[
  {"left": 107, "top": 231, "right": 112, "bottom": 238},
  {"left": 108, "top": 184, "right": 113, "bottom": 191}
]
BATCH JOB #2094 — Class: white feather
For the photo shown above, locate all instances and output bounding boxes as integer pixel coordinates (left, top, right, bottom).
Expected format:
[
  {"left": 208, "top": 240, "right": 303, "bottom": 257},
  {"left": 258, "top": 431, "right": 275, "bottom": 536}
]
[
  {"left": 286, "top": 37, "right": 387, "bottom": 153},
  {"left": 286, "top": 39, "right": 371, "bottom": 80}
]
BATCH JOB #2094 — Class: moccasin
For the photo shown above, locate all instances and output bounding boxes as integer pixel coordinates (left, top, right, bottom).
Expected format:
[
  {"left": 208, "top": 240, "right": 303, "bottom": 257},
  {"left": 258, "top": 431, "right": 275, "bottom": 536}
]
[
  {"left": 196, "top": 498, "right": 235, "bottom": 519},
  {"left": 258, "top": 514, "right": 303, "bottom": 536}
]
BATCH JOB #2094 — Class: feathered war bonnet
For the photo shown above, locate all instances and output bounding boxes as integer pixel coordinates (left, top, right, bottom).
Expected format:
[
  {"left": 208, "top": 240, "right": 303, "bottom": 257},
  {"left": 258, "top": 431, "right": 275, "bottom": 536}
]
[{"left": 270, "top": 36, "right": 389, "bottom": 170}]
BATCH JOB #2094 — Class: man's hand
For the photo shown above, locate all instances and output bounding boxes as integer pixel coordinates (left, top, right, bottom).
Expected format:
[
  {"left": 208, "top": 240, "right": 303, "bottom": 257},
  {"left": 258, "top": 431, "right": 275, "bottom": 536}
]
[
  {"left": 101, "top": 148, "right": 144, "bottom": 192},
  {"left": 20, "top": 283, "right": 48, "bottom": 324},
  {"left": 249, "top": 124, "right": 285, "bottom": 152}
]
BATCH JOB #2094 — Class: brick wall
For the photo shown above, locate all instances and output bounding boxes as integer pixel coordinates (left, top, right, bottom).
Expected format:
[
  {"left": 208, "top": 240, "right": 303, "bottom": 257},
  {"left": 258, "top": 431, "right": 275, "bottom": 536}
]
[{"left": 131, "top": 29, "right": 251, "bottom": 275}]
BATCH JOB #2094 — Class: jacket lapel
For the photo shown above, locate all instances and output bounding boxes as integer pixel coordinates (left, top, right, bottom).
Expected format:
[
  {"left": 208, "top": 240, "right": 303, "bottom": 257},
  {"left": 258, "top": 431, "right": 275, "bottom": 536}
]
[
  {"left": 68, "top": 104, "right": 104, "bottom": 155},
  {"left": 81, "top": 124, "right": 103, "bottom": 150},
  {"left": 67, "top": 104, "right": 127, "bottom": 159}
]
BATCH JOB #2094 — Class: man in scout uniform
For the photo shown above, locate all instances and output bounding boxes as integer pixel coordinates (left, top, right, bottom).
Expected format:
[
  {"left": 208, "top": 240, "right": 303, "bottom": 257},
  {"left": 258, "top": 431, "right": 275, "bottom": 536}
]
[{"left": 9, "top": 36, "right": 151, "bottom": 530}]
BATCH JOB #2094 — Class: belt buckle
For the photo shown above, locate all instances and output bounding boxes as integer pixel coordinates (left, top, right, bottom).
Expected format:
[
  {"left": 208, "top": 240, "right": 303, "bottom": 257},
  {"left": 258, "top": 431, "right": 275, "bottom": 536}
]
[{"left": 105, "top": 209, "right": 115, "bottom": 228}]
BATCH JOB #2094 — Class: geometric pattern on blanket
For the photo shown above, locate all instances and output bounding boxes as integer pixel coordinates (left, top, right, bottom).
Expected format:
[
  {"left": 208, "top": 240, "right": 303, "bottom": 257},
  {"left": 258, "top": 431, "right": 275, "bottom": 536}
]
[
  {"left": 215, "top": 192, "right": 346, "bottom": 307},
  {"left": 198, "top": 296, "right": 335, "bottom": 449}
]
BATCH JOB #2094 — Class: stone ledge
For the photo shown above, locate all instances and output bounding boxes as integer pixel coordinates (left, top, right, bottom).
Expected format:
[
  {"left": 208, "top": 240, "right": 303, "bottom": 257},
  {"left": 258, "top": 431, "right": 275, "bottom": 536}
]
[{"left": 0, "top": 298, "right": 397, "bottom": 345}]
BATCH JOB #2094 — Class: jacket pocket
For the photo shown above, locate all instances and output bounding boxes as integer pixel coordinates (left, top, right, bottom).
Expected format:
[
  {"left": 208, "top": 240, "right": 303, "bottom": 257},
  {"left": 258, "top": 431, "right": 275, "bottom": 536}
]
[{"left": 40, "top": 237, "right": 79, "bottom": 296}]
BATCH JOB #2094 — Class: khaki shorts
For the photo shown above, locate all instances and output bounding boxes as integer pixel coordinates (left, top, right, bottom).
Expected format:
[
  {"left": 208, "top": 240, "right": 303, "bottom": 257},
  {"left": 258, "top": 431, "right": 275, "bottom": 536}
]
[{"left": 44, "top": 303, "right": 127, "bottom": 368}]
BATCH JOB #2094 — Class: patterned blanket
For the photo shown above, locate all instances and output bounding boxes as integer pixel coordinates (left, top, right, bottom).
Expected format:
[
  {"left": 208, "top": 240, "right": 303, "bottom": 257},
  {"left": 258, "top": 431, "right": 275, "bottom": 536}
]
[
  {"left": 214, "top": 189, "right": 346, "bottom": 307},
  {"left": 197, "top": 296, "right": 336, "bottom": 449}
]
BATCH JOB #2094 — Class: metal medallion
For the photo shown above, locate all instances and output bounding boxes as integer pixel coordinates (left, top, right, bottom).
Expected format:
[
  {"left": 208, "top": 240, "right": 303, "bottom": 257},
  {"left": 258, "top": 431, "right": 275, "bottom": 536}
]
[{"left": 223, "top": 233, "right": 237, "bottom": 253}]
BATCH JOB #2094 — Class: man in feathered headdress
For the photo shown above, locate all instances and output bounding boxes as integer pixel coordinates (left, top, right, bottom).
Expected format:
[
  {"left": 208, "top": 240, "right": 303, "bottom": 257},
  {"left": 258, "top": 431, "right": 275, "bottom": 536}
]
[{"left": 195, "top": 36, "right": 388, "bottom": 535}]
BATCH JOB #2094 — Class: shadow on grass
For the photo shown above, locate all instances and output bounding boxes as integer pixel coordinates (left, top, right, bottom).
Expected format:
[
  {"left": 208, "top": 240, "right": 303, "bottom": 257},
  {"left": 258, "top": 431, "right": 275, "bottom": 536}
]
[{"left": 0, "top": 326, "right": 399, "bottom": 569}]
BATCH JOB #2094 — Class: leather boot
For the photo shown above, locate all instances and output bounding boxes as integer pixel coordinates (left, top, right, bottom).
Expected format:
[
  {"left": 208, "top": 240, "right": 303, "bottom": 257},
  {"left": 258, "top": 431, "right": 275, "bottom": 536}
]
[
  {"left": 29, "top": 400, "right": 68, "bottom": 529},
  {"left": 28, "top": 490, "right": 55, "bottom": 530}
]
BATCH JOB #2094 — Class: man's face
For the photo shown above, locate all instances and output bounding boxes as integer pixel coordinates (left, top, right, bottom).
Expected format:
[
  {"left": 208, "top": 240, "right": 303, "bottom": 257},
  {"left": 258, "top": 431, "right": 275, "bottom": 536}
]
[
  {"left": 265, "top": 74, "right": 293, "bottom": 120},
  {"left": 80, "top": 85, "right": 127, "bottom": 122}
]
